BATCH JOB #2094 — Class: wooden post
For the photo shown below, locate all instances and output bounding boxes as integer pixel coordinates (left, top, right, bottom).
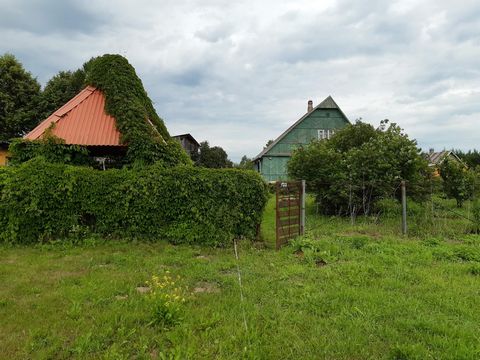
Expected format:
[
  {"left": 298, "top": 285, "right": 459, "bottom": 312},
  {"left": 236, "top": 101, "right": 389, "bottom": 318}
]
[
  {"left": 301, "top": 180, "right": 306, "bottom": 235},
  {"left": 401, "top": 180, "right": 407, "bottom": 235}
]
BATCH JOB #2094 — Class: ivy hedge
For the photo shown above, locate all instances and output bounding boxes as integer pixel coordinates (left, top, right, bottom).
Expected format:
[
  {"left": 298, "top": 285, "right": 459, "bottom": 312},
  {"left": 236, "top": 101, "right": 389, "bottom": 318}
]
[{"left": 0, "top": 158, "right": 268, "bottom": 245}]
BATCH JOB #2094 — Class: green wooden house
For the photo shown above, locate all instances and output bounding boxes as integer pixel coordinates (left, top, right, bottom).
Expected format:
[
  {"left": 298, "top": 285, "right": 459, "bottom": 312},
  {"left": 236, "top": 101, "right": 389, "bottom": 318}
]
[{"left": 253, "top": 96, "right": 350, "bottom": 182}]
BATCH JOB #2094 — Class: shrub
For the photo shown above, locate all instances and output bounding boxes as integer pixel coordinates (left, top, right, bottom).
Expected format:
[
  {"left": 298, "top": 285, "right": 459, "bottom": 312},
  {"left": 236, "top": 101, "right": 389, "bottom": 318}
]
[
  {"left": 288, "top": 120, "right": 430, "bottom": 216},
  {"left": 0, "top": 158, "right": 268, "bottom": 246}
]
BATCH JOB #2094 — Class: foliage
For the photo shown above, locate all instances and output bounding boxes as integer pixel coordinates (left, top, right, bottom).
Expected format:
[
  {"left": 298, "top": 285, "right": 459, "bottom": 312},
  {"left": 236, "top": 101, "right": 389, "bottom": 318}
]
[
  {"left": 235, "top": 155, "right": 254, "bottom": 170},
  {"left": 439, "top": 158, "right": 475, "bottom": 207},
  {"left": 83, "top": 54, "right": 190, "bottom": 167},
  {"left": 0, "top": 158, "right": 268, "bottom": 245},
  {"left": 38, "top": 69, "right": 86, "bottom": 120},
  {"left": 146, "top": 272, "right": 187, "bottom": 328},
  {"left": 290, "top": 236, "right": 338, "bottom": 265},
  {"left": 8, "top": 136, "right": 91, "bottom": 166},
  {"left": 454, "top": 149, "right": 480, "bottom": 169},
  {"left": 471, "top": 200, "right": 480, "bottom": 234},
  {"left": 0, "top": 53, "right": 41, "bottom": 141},
  {"left": 288, "top": 120, "right": 430, "bottom": 215},
  {"left": 264, "top": 139, "right": 274, "bottom": 149},
  {"left": 194, "top": 141, "right": 233, "bottom": 168}
]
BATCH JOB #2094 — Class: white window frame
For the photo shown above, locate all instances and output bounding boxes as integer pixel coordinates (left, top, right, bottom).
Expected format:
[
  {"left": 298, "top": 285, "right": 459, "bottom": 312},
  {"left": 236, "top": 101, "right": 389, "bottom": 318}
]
[
  {"left": 318, "top": 129, "right": 326, "bottom": 140},
  {"left": 318, "top": 129, "right": 335, "bottom": 140}
]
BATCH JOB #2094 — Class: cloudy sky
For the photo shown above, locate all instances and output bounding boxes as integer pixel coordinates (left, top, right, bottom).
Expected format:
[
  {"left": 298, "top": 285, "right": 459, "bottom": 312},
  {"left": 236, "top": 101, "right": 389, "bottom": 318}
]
[{"left": 1, "top": 0, "right": 479, "bottom": 161}]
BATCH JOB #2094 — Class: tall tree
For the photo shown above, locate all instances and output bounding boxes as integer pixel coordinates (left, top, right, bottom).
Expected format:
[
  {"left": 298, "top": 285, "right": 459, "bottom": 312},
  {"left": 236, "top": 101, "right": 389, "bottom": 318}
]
[
  {"left": 38, "top": 69, "right": 86, "bottom": 120},
  {"left": 196, "top": 141, "right": 233, "bottom": 168},
  {"left": 0, "top": 54, "right": 41, "bottom": 141},
  {"left": 235, "top": 155, "right": 254, "bottom": 170},
  {"left": 439, "top": 158, "right": 475, "bottom": 207}
]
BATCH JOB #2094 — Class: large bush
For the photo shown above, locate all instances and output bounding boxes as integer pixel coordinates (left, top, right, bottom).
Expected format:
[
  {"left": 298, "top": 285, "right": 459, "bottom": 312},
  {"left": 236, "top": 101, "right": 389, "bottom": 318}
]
[
  {"left": 0, "top": 159, "right": 267, "bottom": 245},
  {"left": 288, "top": 120, "right": 430, "bottom": 215}
]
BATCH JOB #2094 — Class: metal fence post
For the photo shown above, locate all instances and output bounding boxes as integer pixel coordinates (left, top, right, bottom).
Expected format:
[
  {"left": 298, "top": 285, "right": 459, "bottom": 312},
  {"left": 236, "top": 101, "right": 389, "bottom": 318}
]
[
  {"left": 301, "top": 180, "right": 306, "bottom": 235},
  {"left": 401, "top": 180, "right": 407, "bottom": 235}
]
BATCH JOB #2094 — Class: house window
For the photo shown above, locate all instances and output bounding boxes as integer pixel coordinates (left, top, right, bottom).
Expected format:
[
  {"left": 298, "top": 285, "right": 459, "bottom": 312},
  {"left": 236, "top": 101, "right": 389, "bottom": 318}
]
[{"left": 318, "top": 129, "right": 335, "bottom": 140}]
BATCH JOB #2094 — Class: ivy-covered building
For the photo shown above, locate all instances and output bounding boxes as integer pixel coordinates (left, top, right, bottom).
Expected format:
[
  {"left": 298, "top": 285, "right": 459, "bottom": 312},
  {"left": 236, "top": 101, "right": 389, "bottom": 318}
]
[
  {"left": 24, "top": 86, "right": 127, "bottom": 167},
  {"left": 253, "top": 96, "right": 350, "bottom": 182}
]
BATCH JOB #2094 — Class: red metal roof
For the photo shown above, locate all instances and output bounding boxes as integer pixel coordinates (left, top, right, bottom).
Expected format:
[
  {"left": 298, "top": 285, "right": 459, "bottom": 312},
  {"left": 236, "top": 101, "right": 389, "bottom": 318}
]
[{"left": 25, "top": 86, "right": 124, "bottom": 146}]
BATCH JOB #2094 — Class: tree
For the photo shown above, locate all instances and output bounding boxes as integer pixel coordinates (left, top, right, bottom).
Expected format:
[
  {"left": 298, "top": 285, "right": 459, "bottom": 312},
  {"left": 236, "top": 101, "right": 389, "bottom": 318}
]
[
  {"left": 38, "top": 69, "right": 86, "bottom": 120},
  {"left": 454, "top": 149, "right": 480, "bottom": 170},
  {"left": 439, "top": 158, "right": 475, "bottom": 207},
  {"left": 288, "top": 120, "right": 429, "bottom": 215},
  {"left": 235, "top": 155, "right": 254, "bottom": 170},
  {"left": 0, "top": 53, "right": 41, "bottom": 141},
  {"left": 196, "top": 141, "right": 233, "bottom": 168},
  {"left": 264, "top": 139, "right": 274, "bottom": 149}
]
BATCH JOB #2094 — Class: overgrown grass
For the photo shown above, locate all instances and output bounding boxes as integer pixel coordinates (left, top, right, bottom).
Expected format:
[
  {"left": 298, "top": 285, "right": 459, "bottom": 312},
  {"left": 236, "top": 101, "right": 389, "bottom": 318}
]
[{"left": 1, "top": 196, "right": 480, "bottom": 359}]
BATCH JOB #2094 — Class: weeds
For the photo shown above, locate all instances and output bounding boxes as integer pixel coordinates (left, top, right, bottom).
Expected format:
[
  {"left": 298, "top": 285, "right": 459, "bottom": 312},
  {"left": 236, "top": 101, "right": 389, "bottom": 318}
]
[{"left": 145, "top": 272, "right": 187, "bottom": 328}]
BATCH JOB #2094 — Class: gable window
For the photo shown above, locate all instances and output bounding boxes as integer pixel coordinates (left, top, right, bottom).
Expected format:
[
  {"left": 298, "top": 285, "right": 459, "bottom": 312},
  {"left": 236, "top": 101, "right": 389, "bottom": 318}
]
[{"left": 318, "top": 129, "right": 335, "bottom": 140}]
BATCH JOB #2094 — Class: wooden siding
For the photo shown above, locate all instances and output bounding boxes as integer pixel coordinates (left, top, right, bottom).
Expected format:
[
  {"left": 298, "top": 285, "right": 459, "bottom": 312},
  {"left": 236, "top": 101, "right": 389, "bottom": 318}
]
[
  {"left": 266, "top": 108, "right": 348, "bottom": 156},
  {"left": 260, "top": 156, "right": 290, "bottom": 182},
  {"left": 258, "top": 107, "right": 349, "bottom": 182}
]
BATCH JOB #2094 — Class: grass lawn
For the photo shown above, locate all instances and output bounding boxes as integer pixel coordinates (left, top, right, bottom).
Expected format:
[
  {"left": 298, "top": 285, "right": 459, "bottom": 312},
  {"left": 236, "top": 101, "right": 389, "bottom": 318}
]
[{"left": 1, "top": 196, "right": 480, "bottom": 359}]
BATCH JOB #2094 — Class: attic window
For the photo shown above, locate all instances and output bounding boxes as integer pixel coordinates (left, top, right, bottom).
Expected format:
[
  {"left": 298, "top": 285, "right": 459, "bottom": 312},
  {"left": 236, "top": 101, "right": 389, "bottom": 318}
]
[{"left": 318, "top": 129, "right": 335, "bottom": 140}]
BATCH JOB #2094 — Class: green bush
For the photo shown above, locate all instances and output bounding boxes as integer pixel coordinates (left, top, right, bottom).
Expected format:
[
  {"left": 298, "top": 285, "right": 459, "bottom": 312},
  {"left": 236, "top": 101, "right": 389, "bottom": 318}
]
[
  {"left": 288, "top": 120, "right": 430, "bottom": 216},
  {"left": 0, "top": 159, "right": 268, "bottom": 246}
]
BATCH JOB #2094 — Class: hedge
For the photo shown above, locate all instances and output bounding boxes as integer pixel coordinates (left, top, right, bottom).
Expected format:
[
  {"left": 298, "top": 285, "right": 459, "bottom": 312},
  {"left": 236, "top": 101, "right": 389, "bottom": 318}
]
[{"left": 0, "top": 159, "right": 268, "bottom": 245}]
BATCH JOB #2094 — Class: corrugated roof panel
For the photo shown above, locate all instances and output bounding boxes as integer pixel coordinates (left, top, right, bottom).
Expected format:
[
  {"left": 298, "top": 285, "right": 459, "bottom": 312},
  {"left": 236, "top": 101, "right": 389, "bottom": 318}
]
[{"left": 25, "top": 86, "right": 123, "bottom": 146}]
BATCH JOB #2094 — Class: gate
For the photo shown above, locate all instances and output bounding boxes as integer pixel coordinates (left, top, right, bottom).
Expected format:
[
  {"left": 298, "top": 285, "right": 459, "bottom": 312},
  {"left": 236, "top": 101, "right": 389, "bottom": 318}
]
[{"left": 275, "top": 180, "right": 305, "bottom": 250}]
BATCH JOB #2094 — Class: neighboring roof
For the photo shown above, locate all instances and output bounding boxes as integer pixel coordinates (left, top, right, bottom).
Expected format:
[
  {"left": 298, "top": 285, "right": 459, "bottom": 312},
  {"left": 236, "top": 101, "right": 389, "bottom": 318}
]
[
  {"left": 25, "top": 86, "right": 123, "bottom": 146},
  {"left": 172, "top": 133, "right": 200, "bottom": 147},
  {"left": 427, "top": 150, "right": 463, "bottom": 166},
  {"left": 253, "top": 96, "right": 350, "bottom": 161}
]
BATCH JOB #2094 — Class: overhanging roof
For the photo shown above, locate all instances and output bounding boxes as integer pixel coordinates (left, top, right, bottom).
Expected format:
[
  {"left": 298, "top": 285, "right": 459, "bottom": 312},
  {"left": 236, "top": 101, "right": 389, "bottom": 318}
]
[
  {"left": 253, "top": 96, "right": 350, "bottom": 161},
  {"left": 172, "top": 133, "right": 200, "bottom": 147},
  {"left": 25, "top": 86, "right": 124, "bottom": 146}
]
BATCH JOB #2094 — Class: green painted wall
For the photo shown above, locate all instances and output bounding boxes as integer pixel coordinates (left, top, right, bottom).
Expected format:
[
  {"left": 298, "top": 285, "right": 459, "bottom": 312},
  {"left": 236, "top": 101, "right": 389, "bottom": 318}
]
[
  {"left": 258, "top": 156, "right": 290, "bottom": 182},
  {"left": 257, "top": 108, "right": 349, "bottom": 182}
]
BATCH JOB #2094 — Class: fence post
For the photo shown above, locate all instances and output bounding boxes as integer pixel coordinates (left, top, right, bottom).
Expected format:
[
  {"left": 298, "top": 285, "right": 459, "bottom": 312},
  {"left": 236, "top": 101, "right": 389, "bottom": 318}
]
[
  {"left": 401, "top": 180, "right": 407, "bottom": 235},
  {"left": 301, "top": 180, "right": 306, "bottom": 235}
]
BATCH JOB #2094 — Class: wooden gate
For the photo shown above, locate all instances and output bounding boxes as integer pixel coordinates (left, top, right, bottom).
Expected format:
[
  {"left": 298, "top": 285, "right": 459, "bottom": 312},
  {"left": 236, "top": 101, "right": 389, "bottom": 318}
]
[{"left": 276, "top": 181, "right": 305, "bottom": 250}]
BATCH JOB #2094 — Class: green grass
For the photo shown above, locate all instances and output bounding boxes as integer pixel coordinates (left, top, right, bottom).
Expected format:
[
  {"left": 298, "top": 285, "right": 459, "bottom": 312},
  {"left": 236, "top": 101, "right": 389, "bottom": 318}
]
[{"left": 1, "top": 197, "right": 480, "bottom": 359}]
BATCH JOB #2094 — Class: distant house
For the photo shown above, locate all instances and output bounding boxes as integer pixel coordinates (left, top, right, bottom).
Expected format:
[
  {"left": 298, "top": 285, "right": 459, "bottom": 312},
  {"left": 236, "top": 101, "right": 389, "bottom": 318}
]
[
  {"left": 25, "top": 86, "right": 127, "bottom": 166},
  {"left": 0, "top": 141, "right": 9, "bottom": 166},
  {"left": 427, "top": 150, "right": 465, "bottom": 176},
  {"left": 172, "top": 133, "right": 199, "bottom": 158},
  {"left": 253, "top": 96, "right": 350, "bottom": 182}
]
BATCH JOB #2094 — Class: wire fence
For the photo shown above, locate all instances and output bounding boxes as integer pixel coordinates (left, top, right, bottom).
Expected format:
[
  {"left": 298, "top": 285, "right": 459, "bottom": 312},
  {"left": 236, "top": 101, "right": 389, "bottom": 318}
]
[{"left": 303, "top": 178, "right": 479, "bottom": 238}]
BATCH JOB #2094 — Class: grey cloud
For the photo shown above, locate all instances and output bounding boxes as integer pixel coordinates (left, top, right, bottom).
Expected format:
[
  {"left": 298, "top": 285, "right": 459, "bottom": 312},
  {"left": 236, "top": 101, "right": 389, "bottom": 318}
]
[
  {"left": 1, "top": 0, "right": 480, "bottom": 160},
  {"left": 0, "top": 0, "right": 103, "bottom": 35}
]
